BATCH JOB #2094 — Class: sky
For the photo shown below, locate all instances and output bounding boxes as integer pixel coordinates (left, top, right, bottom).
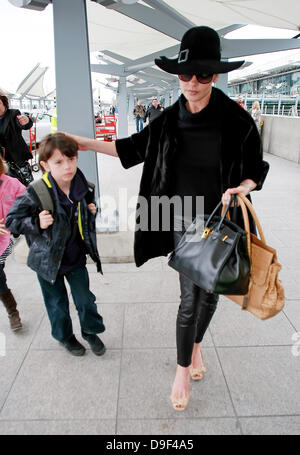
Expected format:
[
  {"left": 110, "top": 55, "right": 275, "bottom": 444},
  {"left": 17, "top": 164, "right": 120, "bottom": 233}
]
[{"left": 0, "top": 0, "right": 299, "bottom": 99}]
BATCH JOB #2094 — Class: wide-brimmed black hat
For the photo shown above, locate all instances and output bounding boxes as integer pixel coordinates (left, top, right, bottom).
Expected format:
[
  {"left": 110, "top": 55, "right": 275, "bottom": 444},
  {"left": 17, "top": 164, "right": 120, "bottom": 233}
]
[{"left": 155, "top": 26, "right": 244, "bottom": 75}]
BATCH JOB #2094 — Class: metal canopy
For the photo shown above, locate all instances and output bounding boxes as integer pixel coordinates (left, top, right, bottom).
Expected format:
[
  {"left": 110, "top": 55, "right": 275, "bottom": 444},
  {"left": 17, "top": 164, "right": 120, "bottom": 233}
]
[
  {"left": 9, "top": 1, "right": 300, "bottom": 99},
  {"left": 16, "top": 63, "right": 48, "bottom": 98},
  {"left": 90, "top": 0, "right": 300, "bottom": 56},
  {"left": 8, "top": 0, "right": 300, "bottom": 199},
  {"left": 89, "top": 0, "right": 300, "bottom": 98}
]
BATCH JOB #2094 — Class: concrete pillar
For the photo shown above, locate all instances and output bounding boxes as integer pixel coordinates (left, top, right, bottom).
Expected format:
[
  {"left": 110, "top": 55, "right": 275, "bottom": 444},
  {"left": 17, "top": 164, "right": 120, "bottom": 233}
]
[
  {"left": 278, "top": 94, "right": 282, "bottom": 115},
  {"left": 216, "top": 72, "right": 228, "bottom": 94},
  {"left": 172, "top": 85, "right": 179, "bottom": 104},
  {"left": 117, "top": 76, "right": 128, "bottom": 138},
  {"left": 52, "top": 0, "right": 99, "bottom": 198},
  {"left": 128, "top": 92, "right": 135, "bottom": 122}
]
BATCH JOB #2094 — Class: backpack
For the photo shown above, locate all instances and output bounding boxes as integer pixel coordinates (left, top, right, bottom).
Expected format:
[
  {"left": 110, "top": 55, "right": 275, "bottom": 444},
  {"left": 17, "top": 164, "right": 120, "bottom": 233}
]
[
  {"left": 30, "top": 179, "right": 54, "bottom": 213},
  {"left": 30, "top": 178, "right": 95, "bottom": 213}
]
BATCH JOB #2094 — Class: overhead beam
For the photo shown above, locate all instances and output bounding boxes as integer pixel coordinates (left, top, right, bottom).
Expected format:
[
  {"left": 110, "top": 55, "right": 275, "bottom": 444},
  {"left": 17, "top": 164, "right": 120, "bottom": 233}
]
[
  {"left": 8, "top": 0, "right": 50, "bottom": 11},
  {"left": 90, "top": 64, "right": 125, "bottom": 76},
  {"left": 93, "top": 0, "right": 192, "bottom": 40},
  {"left": 222, "top": 38, "right": 300, "bottom": 58},
  {"left": 101, "top": 50, "right": 177, "bottom": 81},
  {"left": 217, "top": 24, "right": 245, "bottom": 37},
  {"left": 141, "top": 0, "right": 194, "bottom": 29}
]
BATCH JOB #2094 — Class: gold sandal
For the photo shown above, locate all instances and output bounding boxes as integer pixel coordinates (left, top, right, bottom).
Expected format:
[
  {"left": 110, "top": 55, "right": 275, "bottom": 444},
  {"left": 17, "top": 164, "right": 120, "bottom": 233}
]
[
  {"left": 189, "top": 366, "right": 206, "bottom": 381},
  {"left": 170, "top": 393, "right": 190, "bottom": 412}
]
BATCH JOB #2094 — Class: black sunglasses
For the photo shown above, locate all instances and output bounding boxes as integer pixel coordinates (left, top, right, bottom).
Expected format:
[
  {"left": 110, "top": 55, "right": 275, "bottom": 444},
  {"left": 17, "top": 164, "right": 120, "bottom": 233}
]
[{"left": 178, "top": 74, "right": 214, "bottom": 84}]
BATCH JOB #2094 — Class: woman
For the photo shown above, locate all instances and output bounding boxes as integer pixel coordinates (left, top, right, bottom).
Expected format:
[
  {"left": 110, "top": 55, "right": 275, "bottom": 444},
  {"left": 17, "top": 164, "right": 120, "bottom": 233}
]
[
  {"left": 0, "top": 155, "right": 26, "bottom": 330},
  {"left": 67, "top": 26, "right": 269, "bottom": 411},
  {"left": 0, "top": 89, "right": 33, "bottom": 186},
  {"left": 249, "top": 100, "right": 262, "bottom": 134}
]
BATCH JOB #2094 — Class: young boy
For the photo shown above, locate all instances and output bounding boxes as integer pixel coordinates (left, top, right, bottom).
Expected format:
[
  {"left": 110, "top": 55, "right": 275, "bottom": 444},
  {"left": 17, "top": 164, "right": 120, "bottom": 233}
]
[{"left": 6, "top": 133, "right": 105, "bottom": 356}]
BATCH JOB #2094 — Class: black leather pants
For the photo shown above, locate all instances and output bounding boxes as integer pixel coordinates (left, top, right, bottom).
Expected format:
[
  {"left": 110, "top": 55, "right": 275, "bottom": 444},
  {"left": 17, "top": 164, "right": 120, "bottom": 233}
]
[{"left": 174, "top": 230, "right": 219, "bottom": 367}]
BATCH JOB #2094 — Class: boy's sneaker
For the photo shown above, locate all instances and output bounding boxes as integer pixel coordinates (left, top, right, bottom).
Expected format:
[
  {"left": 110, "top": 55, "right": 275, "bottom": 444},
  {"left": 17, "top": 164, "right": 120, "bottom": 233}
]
[
  {"left": 62, "top": 335, "right": 86, "bottom": 356},
  {"left": 81, "top": 331, "right": 106, "bottom": 356}
]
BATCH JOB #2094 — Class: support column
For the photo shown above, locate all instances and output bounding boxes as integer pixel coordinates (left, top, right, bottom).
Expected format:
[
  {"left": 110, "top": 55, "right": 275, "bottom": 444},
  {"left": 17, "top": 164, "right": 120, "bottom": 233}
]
[
  {"left": 128, "top": 92, "right": 135, "bottom": 122},
  {"left": 52, "top": 0, "right": 99, "bottom": 198},
  {"left": 117, "top": 76, "right": 128, "bottom": 138},
  {"left": 216, "top": 72, "right": 229, "bottom": 94},
  {"left": 172, "top": 84, "right": 179, "bottom": 104}
]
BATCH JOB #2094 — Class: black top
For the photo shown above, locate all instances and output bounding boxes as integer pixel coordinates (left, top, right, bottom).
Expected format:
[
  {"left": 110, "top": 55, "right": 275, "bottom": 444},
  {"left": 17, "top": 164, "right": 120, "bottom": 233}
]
[
  {"left": 145, "top": 105, "right": 163, "bottom": 122},
  {"left": 171, "top": 93, "right": 222, "bottom": 228},
  {"left": 49, "top": 171, "right": 87, "bottom": 275},
  {"left": 0, "top": 109, "right": 32, "bottom": 164}
]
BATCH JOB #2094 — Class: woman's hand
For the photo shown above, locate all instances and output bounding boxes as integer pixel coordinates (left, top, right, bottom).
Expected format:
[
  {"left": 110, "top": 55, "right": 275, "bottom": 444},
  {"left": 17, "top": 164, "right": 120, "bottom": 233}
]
[
  {"left": 64, "top": 133, "right": 91, "bottom": 151},
  {"left": 17, "top": 115, "right": 29, "bottom": 126},
  {"left": 64, "top": 132, "right": 118, "bottom": 157},
  {"left": 222, "top": 179, "right": 257, "bottom": 205},
  {"left": 39, "top": 210, "right": 54, "bottom": 229},
  {"left": 88, "top": 203, "right": 97, "bottom": 215},
  {"left": 0, "top": 218, "right": 9, "bottom": 235}
]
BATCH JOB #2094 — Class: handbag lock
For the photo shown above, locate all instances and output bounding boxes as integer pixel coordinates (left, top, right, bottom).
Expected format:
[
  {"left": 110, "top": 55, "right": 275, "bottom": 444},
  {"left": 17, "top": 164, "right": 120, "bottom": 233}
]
[{"left": 202, "top": 227, "right": 213, "bottom": 239}]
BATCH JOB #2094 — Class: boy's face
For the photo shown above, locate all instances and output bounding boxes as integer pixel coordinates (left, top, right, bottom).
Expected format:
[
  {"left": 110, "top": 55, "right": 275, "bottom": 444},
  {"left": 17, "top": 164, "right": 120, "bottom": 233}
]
[{"left": 40, "top": 148, "right": 78, "bottom": 185}]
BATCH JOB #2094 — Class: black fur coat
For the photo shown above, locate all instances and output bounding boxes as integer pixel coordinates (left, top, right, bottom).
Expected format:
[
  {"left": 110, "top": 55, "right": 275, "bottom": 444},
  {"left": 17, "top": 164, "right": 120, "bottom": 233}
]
[{"left": 116, "top": 88, "right": 269, "bottom": 267}]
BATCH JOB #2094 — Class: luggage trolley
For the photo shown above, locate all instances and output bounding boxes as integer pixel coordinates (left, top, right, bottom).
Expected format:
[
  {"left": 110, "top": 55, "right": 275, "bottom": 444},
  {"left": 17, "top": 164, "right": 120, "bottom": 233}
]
[{"left": 95, "top": 114, "right": 117, "bottom": 141}]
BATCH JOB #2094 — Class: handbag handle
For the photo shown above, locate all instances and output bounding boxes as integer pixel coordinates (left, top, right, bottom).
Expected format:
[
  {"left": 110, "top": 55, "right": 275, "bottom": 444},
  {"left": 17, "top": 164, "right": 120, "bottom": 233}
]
[
  {"left": 205, "top": 194, "right": 236, "bottom": 232},
  {"left": 235, "top": 195, "right": 252, "bottom": 258},
  {"left": 237, "top": 193, "right": 266, "bottom": 245}
]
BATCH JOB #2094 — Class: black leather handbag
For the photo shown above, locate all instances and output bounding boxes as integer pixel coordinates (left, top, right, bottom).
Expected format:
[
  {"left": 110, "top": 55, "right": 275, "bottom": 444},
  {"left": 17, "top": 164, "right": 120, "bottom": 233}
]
[
  {"left": 168, "top": 195, "right": 251, "bottom": 294},
  {"left": 7, "top": 161, "right": 33, "bottom": 187}
]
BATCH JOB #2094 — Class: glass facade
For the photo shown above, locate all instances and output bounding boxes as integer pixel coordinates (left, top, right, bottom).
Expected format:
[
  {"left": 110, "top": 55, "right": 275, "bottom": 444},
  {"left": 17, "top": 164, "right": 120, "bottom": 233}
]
[{"left": 229, "top": 68, "right": 300, "bottom": 97}]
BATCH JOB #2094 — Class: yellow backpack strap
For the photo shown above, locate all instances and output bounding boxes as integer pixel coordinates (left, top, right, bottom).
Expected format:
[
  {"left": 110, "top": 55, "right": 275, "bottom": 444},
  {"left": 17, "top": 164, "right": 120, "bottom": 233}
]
[
  {"left": 77, "top": 202, "right": 84, "bottom": 240},
  {"left": 42, "top": 172, "right": 52, "bottom": 188}
]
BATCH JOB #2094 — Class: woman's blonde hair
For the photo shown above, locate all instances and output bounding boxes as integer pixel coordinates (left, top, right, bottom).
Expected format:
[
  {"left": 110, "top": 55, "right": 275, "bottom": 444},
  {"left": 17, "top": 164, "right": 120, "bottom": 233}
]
[
  {"left": 0, "top": 155, "right": 8, "bottom": 176},
  {"left": 252, "top": 101, "right": 260, "bottom": 110}
]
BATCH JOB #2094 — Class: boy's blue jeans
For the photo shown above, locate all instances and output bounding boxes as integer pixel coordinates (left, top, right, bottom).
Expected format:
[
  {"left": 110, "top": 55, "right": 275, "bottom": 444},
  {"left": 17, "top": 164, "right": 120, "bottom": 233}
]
[{"left": 37, "top": 266, "right": 105, "bottom": 342}]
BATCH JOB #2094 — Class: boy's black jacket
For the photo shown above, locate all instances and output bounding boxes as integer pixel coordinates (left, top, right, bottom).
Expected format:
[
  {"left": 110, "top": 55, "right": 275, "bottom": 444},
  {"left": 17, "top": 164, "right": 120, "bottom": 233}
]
[{"left": 6, "top": 169, "right": 102, "bottom": 283}]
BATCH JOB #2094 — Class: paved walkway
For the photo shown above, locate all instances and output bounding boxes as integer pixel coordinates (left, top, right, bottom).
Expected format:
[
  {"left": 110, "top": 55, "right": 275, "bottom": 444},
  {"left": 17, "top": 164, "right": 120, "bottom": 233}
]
[{"left": 0, "top": 152, "right": 299, "bottom": 435}]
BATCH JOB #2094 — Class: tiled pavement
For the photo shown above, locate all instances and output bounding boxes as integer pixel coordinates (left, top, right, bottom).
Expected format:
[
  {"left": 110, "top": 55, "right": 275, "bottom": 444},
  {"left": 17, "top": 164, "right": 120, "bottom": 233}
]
[{"left": 0, "top": 152, "right": 299, "bottom": 435}]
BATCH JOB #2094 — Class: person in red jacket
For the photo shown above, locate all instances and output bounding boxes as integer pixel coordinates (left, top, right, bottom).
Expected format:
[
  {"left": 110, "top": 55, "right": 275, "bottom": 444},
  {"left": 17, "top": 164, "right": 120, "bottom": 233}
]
[
  {"left": 237, "top": 95, "right": 245, "bottom": 109},
  {"left": 0, "top": 155, "right": 26, "bottom": 330}
]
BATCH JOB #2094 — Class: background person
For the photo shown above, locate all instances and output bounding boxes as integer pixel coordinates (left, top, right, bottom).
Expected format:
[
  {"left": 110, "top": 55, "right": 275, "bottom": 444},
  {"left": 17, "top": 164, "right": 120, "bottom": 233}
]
[
  {"left": 237, "top": 94, "right": 245, "bottom": 109},
  {"left": 249, "top": 100, "right": 262, "bottom": 134},
  {"left": 0, "top": 89, "right": 33, "bottom": 186},
  {"left": 0, "top": 155, "right": 25, "bottom": 331},
  {"left": 144, "top": 98, "right": 163, "bottom": 123},
  {"left": 65, "top": 26, "right": 269, "bottom": 412},
  {"left": 133, "top": 99, "right": 146, "bottom": 132}
]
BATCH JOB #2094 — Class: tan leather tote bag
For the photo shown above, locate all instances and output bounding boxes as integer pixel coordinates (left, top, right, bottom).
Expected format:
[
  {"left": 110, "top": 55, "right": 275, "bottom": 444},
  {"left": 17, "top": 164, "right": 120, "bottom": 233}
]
[{"left": 226, "top": 193, "right": 285, "bottom": 320}]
